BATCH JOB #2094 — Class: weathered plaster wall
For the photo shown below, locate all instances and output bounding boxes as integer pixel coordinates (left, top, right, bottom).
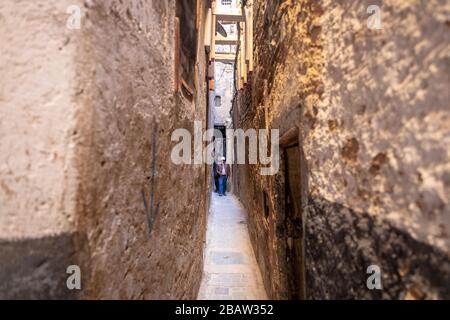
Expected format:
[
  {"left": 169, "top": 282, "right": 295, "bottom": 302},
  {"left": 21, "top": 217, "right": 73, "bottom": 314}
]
[
  {"left": 0, "top": 0, "right": 84, "bottom": 299},
  {"left": 315, "top": 0, "right": 450, "bottom": 258},
  {"left": 235, "top": 0, "right": 450, "bottom": 299},
  {"left": 0, "top": 0, "right": 209, "bottom": 299},
  {"left": 77, "top": 0, "right": 209, "bottom": 299},
  {"left": 214, "top": 62, "right": 234, "bottom": 126},
  {"left": 306, "top": 0, "right": 450, "bottom": 300}
]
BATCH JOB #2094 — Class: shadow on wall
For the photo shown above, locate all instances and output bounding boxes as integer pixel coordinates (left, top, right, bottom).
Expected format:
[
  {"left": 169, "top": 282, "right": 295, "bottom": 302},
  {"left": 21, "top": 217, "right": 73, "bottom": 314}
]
[
  {"left": 0, "top": 233, "right": 86, "bottom": 300},
  {"left": 306, "top": 197, "right": 450, "bottom": 300}
]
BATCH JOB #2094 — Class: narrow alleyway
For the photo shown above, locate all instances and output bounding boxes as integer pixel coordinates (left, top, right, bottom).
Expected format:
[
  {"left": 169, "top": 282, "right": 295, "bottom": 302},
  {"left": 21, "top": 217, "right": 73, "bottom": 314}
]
[
  {"left": 1, "top": 0, "right": 449, "bottom": 301},
  {"left": 198, "top": 193, "right": 267, "bottom": 300}
]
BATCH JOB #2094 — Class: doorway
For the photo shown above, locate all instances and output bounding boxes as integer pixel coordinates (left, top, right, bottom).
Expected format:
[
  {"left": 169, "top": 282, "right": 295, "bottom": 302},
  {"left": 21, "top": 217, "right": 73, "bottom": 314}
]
[
  {"left": 281, "top": 128, "right": 307, "bottom": 299},
  {"left": 214, "top": 125, "right": 227, "bottom": 158}
]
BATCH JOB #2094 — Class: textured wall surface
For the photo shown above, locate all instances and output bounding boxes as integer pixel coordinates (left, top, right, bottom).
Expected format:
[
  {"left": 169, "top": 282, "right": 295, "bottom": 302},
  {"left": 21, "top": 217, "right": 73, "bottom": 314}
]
[
  {"left": 234, "top": 0, "right": 450, "bottom": 299},
  {"left": 315, "top": 0, "right": 450, "bottom": 256},
  {"left": 214, "top": 62, "right": 234, "bottom": 126},
  {"left": 0, "top": 0, "right": 83, "bottom": 299},
  {"left": 76, "top": 0, "right": 209, "bottom": 299},
  {"left": 0, "top": 0, "right": 208, "bottom": 299}
]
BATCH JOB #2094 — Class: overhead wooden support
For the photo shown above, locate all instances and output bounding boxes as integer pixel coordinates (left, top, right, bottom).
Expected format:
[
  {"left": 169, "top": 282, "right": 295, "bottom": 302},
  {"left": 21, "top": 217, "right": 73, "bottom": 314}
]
[
  {"left": 215, "top": 33, "right": 238, "bottom": 45},
  {"left": 211, "top": 1, "right": 253, "bottom": 89},
  {"left": 213, "top": 5, "right": 245, "bottom": 22},
  {"left": 215, "top": 53, "right": 237, "bottom": 62},
  {"left": 215, "top": 13, "right": 246, "bottom": 22}
]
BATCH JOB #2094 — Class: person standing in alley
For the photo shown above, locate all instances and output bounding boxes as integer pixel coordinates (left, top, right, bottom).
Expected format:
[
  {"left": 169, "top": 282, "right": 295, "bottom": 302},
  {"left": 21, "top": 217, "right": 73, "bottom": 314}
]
[{"left": 216, "top": 157, "right": 230, "bottom": 196}]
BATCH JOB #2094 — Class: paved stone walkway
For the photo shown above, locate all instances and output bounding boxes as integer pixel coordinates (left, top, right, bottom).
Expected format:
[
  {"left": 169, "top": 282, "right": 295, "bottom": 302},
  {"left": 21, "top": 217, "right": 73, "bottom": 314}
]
[{"left": 198, "top": 193, "right": 268, "bottom": 300}]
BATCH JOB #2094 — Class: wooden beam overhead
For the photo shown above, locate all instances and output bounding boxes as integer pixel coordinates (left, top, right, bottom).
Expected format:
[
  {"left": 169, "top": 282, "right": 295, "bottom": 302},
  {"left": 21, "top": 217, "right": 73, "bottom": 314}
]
[
  {"left": 215, "top": 53, "right": 237, "bottom": 62},
  {"left": 215, "top": 34, "right": 238, "bottom": 45},
  {"left": 215, "top": 39, "right": 238, "bottom": 45},
  {"left": 215, "top": 14, "right": 245, "bottom": 22},
  {"left": 213, "top": 8, "right": 245, "bottom": 22}
]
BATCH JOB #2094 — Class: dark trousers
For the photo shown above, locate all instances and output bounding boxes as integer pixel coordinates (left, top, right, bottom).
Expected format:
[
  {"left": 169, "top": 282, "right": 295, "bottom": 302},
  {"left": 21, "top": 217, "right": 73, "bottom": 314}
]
[
  {"left": 214, "top": 175, "right": 219, "bottom": 192},
  {"left": 218, "top": 176, "right": 228, "bottom": 195}
]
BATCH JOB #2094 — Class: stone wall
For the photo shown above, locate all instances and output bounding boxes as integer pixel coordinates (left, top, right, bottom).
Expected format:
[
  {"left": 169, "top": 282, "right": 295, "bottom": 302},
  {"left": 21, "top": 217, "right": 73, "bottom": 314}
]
[
  {"left": 0, "top": 0, "right": 85, "bottom": 300},
  {"left": 0, "top": 0, "right": 209, "bottom": 299},
  {"left": 234, "top": 0, "right": 450, "bottom": 299},
  {"left": 213, "top": 62, "right": 234, "bottom": 126}
]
